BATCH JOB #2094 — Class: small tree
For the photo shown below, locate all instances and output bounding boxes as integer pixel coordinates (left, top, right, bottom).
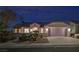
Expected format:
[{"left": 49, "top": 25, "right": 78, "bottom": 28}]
[{"left": 0, "top": 9, "right": 16, "bottom": 42}]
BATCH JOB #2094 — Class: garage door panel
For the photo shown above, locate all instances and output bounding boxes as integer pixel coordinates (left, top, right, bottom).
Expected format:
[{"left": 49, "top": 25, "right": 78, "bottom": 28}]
[{"left": 50, "top": 27, "right": 66, "bottom": 36}]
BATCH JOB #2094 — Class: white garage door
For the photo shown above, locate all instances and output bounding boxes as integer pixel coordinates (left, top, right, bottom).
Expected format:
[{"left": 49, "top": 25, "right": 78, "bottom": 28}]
[{"left": 50, "top": 27, "right": 66, "bottom": 36}]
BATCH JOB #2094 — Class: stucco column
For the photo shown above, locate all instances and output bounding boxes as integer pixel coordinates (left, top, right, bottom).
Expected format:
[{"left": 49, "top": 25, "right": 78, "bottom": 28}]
[
  {"left": 49, "top": 27, "right": 52, "bottom": 36},
  {"left": 21, "top": 27, "right": 24, "bottom": 33}
]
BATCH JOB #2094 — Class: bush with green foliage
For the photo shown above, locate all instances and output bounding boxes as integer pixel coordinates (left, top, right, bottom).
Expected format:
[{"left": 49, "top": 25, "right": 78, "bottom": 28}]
[
  {"left": 19, "top": 33, "right": 31, "bottom": 41},
  {"left": 17, "top": 30, "right": 44, "bottom": 42},
  {"left": 19, "top": 31, "right": 40, "bottom": 42}
]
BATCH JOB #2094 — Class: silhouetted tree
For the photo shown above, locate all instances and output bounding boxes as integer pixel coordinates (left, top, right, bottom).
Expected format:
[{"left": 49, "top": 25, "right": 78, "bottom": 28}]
[{"left": 0, "top": 9, "right": 16, "bottom": 31}]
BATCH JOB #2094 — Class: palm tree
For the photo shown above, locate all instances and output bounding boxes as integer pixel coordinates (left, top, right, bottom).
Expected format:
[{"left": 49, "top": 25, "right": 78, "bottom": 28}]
[{"left": 0, "top": 9, "right": 16, "bottom": 31}]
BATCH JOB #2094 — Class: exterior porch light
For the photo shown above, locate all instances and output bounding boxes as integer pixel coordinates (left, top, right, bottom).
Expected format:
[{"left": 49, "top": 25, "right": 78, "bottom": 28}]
[
  {"left": 68, "top": 28, "right": 71, "bottom": 32},
  {"left": 45, "top": 28, "right": 48, "bottom": 33}
]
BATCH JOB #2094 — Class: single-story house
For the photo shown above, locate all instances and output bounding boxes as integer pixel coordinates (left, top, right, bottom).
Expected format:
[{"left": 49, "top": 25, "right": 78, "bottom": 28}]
[{"left": 13, "top": 21, "right": 79, "bottom": 37}]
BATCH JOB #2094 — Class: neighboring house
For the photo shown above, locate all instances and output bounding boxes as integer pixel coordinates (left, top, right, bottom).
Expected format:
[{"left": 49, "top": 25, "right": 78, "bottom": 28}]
[{"left": 13, "top": 21, "right": 79, "bottom": 37}]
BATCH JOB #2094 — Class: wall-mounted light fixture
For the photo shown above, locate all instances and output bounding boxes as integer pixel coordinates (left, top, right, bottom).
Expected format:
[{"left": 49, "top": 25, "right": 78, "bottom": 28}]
[{"left": 68, "top": 28, "right": 71, "bottom": 32}]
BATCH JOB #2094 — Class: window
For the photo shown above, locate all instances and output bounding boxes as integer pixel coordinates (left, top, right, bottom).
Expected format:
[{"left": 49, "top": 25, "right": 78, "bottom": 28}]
[
  {"left": 32, "top": 27, "right": 38, "bottom": 31},
  {"left": 40, "top": 28, "right": 43, "bottom": 33},
  {"left": 19, "top": 29, "right": 22, "bottom": 33},
  {"left": 24, "top": 28, "right": 29, "bottom": 33},
  {"left": 30, "top": 29, "right": 33, "bottom": 32},
  {"left": 14, "top": 29, "right": 18, "bottom": 33}
]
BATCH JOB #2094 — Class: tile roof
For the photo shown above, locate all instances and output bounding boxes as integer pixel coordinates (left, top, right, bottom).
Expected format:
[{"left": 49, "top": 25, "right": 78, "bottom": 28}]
[
  {"left": 14, "top": 21, "right": 49, "bottom": 28},
  {"left": 14, "top": 20, "right": 79, "bottom": 28}
]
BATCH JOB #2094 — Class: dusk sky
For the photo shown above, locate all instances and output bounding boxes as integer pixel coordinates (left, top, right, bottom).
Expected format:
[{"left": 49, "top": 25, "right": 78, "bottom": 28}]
[
  {"left": 0, "top": 6, "right": 79, "bottom": 29},
  {"left": 0, "top": 6, "right": 79, "bottom": 22}
]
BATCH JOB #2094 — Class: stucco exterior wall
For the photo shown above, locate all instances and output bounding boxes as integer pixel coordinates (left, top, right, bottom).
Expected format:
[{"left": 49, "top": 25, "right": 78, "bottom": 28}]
[
  {"left": 14, "top": 22, "right": 77, "bottom": 37},
  {"left": 69, "top": 22, "right": 76, "bottom": 33},
  {"left": 75, "top": 24, "right": 79, "bottom": 34}
]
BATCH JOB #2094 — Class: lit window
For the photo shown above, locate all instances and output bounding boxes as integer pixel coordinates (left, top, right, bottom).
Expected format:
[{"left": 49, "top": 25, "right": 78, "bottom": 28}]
[
  {"left": 24, "top": 28, "right": 29, "bottom": 33},
  {"left": 15, "top": 29, "right": 17, "bottom": 33},
  {"left": 41, "top": 28, "right": 43, "bottom": 33},
  {"left": 30, "top": 29, "right": 33, "bottom": 32},
  {"left": 19, "top": 29, "right": 22, "bottom": 33},
  {"left": 32, "top": 27, "right": 38, "bottom": 31}
]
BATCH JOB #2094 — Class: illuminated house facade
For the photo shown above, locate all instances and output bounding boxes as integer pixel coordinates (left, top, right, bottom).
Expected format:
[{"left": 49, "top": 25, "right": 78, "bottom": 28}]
[{"left": 13, "top": 21, "right": 78, "bottom": 37}]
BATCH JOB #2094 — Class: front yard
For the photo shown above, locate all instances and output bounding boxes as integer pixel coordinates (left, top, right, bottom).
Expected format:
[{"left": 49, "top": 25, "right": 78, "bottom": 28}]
[{"left": 21, "top": 37, "right": 49, "bottom": 44}]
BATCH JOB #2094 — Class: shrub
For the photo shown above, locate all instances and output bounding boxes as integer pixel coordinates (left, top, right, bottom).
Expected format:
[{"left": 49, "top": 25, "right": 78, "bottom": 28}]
[
  {"left": 0, "top": 31, "right": 9, "bottom": 42},
  {"left": 19, "top": 34, "right": 27, "bottom": 41},
  {"left": 76, "top": 36, "right": 79, "bottom": 39},
  {"left": 0, "top": 31, "right": 16, "bottom": 43}
]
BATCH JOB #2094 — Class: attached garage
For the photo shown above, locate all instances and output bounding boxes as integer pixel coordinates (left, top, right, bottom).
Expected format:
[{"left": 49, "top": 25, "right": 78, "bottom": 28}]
[
  {"left": 47, "top": 22, "right": 69, "bottom": 36},
  {"left": 49, "top": 27, "right": 67, "bottom": 36},
  {"left": 14, "top": 21, "right": 75, "bottom": 37}
]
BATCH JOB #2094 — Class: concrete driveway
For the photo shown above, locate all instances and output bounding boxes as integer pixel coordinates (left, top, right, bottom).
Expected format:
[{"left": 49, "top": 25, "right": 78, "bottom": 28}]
[
  {"left": 0, "top": 36, "right": 79, "bottom": 48},
  {"left": 47, "top": 36, "right": 79, "bottom": 45}
]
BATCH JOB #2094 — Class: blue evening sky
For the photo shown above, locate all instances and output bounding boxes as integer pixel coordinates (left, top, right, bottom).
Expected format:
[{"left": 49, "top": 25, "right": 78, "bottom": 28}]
[
  {"left": 0, "top": 6, "right": 79, "bottom": 30},
  {"left": 0, "top": 6, "right": 79, "bottom": 22}
]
